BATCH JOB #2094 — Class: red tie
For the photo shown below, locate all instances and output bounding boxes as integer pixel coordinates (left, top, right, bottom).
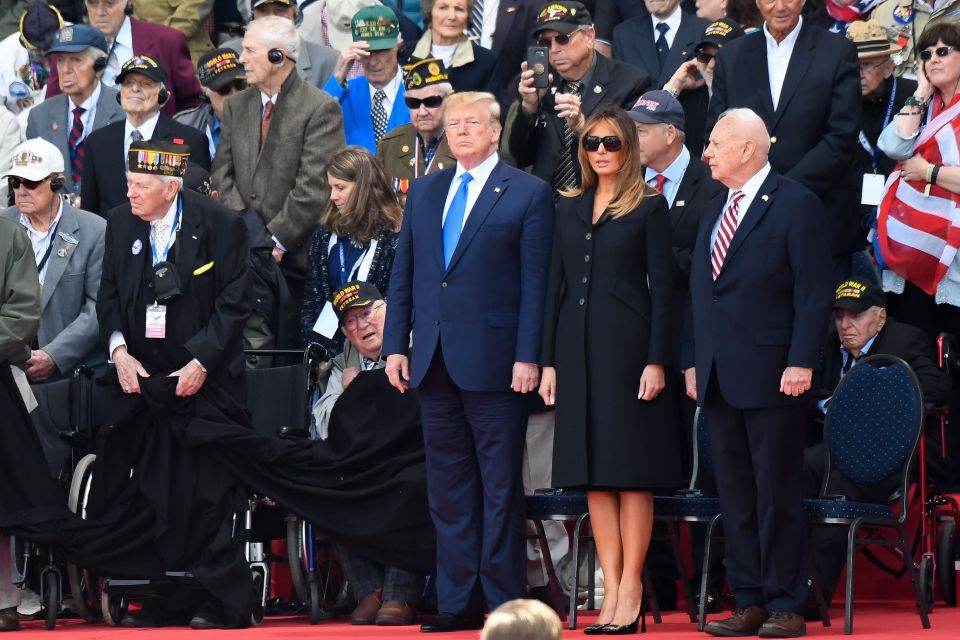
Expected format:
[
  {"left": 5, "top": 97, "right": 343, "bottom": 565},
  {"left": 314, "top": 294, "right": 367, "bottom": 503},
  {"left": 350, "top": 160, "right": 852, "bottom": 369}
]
[
  {"left": 653, "top": 174, "right": 667, "bottom": 194},
  {"left": 711, "top": 190, "right": 745, "bottom": 280},
  {"left": 260, "top": 101, "right": 274, "bottom": 146}
]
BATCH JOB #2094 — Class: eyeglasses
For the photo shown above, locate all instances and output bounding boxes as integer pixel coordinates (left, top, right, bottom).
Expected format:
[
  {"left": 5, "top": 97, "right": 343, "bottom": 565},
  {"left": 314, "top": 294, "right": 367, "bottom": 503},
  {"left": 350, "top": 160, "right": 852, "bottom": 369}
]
[
  {"left": 919, "top": 45, "right": 955, "bottom": 61},
  {"left": 859, "top": 58, "right": 889, "bottom": 73},
  {"left": 405, "top": 95, "right": 444, "bottom": 109},
  {"left": 536, "top": 27, "right": 586, "bottom": 48},
  {"left": 582, "top": 135, "right": 623, "bottom": 152},
  {"left": 695, "top": 50, "right": 716, "bottom": 65},
  {"left": 342, "top": 302, "right": 385, "bottom": 330},
  {"left": 215, "top": 79, "right": 246, "bottom": 96},
  {"left": 8, "top": 176, "right": 47, "bottom": 190}
]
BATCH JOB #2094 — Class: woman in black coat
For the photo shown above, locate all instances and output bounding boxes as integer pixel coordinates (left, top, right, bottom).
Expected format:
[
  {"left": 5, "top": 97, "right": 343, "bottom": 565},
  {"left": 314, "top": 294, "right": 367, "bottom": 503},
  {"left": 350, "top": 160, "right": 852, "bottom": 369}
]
[{"left": 540, "top": 107, "right": 682, "bottom": 634}]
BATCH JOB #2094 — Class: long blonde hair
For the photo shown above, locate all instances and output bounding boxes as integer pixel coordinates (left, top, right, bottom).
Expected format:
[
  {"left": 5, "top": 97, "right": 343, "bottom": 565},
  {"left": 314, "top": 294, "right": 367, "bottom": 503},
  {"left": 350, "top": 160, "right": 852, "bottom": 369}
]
[
  {"left": 319, "top": 147, "right": 402, "bottom": 244},
  {"left": 562, "top": 106, "right": 657, "bottom": 218}
]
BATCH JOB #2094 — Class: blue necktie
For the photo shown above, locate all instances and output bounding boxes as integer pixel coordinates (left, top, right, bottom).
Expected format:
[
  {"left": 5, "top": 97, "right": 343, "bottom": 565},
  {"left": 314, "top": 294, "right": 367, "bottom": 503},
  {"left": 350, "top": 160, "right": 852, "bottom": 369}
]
[
  {"left": 442, "top": 172, "right": 473, "bottom": 268},
  {"left": 656, "top": 22, "right": 670, "bottom": 70}
]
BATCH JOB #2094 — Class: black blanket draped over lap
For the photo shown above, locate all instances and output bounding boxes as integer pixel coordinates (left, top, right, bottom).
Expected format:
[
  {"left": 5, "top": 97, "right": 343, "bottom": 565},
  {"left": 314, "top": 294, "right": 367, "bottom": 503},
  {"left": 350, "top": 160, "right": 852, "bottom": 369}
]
[{"left": 1, "top": 365, "right": 434, "bottom": 620}]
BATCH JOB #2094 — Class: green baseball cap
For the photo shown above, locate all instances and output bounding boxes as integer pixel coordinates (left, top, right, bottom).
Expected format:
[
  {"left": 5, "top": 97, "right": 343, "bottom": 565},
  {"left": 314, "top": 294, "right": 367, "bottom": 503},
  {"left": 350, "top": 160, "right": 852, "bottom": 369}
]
[{"left": 351, "top": 5, "right": 399, "bottom": 51}]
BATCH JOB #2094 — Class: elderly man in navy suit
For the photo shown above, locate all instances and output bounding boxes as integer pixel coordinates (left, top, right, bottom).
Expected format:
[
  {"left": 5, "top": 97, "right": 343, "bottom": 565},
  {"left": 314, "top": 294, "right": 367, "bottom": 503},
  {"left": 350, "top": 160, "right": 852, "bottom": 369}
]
[
  {"left": 682, "top": 109, "right": 832, "bottom": 638},
  {"left": 383, "top": 91, "right": 554, "bottom": 633}
]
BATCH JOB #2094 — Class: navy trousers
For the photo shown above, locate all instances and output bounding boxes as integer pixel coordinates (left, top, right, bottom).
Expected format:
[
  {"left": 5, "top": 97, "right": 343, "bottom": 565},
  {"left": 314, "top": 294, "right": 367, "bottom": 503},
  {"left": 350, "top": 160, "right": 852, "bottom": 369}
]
[{"left": 418, "top": 347, "right": 527, "bottom": 614}]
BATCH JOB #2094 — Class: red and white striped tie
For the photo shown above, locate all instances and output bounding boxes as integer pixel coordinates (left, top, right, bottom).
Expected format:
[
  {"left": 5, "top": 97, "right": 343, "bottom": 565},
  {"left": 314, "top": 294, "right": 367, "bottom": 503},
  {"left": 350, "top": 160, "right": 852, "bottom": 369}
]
[{"left": 711, "top": 190, "right": 745, "bottom": 280}]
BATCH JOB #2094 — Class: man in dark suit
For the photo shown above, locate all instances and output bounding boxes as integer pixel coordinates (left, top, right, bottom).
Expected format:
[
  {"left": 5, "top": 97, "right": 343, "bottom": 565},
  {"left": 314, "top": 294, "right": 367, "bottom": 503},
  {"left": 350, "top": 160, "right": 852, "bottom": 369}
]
[
  {"left": 45, "top": 0, "right": 201, "bottom": 116},
  {"left": 80, "top": 55, "right": 209, "bottom": 216},
  {"left": 612, "top": 0, "right": 708, "bottom": 89},
  {"left": 97, "top": 139, "right": 252, "bottom": 628},
  {"left": 26, "top": 24, "right": 125, "bottom": 198},
  {"left": 803, "top": 277, "right": 951, "bottom": 609},
  {"left": 383, "top": 91, "right": 554, "bottom": 633},
  {"left": 682, "top": 109, "right": 833, "bottom": 638},
  {"left": 705, "top": 0, "right": 861, "bottom": 277},
  {"left": 505, "top": 1, "right": 650, "bottom": 196}
]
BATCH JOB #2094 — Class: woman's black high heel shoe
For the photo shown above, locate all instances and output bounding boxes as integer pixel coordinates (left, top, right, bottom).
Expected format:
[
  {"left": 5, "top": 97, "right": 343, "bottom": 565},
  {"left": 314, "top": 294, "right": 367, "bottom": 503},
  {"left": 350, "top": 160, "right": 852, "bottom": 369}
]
[
  {"left": 583, "top": 622, "right": 610, "bottom": 635},
  {"left": 602, "top": 599, "right": 647, "bottom": 635}
]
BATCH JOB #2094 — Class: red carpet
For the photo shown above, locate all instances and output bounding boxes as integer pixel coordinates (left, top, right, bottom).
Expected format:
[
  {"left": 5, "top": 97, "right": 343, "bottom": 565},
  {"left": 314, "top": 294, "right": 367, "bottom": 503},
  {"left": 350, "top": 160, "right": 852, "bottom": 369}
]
[{"left": 11, "top": 604, "right": 960, "bottom": 638}]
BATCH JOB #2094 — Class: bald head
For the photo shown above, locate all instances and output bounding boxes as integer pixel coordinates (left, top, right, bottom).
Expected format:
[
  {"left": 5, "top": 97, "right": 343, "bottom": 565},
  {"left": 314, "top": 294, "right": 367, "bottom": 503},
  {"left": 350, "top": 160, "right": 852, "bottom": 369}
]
[{"left": 704, "top": 108, "right": 770, "bottom": 188}]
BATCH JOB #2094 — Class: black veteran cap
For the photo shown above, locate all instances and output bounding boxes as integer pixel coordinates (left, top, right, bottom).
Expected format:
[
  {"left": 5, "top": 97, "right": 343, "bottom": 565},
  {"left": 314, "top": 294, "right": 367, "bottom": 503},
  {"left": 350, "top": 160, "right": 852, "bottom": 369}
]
[
  {"left": 834, "top": 278, "right": 886, "bottom": 313},
  {"left": 628, "top": 89, "right": 685, "bottom": 130},
  {"left": 116, "top": 54, "right": 168, "bottom": 85},
  {"left": 532, "top": 1, "right": 592, "bottom": 35},
  {"left": 128, "top": 140, "right": 190, "bottom": 177},
  {"left": 332, "top": 281, "right": 384, "bottom": 322},
  {"left": 19, "top": 1, "right": 64, "bottom": 51},
  {"left": 197, "top": 48, "right": 245, "bottom": 90},
  {"left": 404, "top": 58, "right": 449, "bottom": 91},
  {"left": 695, "top": 18, "right": 745, "bottom": 54},
  {"left": 351, "top": 5, "right": 400, "bottom": 51}
]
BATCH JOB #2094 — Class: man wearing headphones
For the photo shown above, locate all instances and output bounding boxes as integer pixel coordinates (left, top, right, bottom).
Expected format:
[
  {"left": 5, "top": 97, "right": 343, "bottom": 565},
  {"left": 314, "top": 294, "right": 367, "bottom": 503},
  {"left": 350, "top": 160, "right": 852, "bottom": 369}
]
[
  {"left": 212, "top": 15, "right": 344, "bottom": 306},
  {"left": 26, "top": 24, "right": 124, "bottom": 199},
  {"left": 175, "top": 48, "right": 247, "bottom": 163},
  {"left": 80, "top": 54, "right": 209, "bottom": 216},
  {"left": 45, "top": 0, "right": 201, "bottom": 116},
  {"left": 0, "top": 138, "right": 107, "bottom": 382},
  {"left": 223, "top": 0, "right": 339, "bottom": 90}
]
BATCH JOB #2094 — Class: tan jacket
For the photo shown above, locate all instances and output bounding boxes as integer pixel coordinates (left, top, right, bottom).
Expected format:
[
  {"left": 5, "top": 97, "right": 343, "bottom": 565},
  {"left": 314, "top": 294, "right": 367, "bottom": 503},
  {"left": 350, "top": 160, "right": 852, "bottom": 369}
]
[
  {"left": 135, "top": 0, "right": 216, "bottom": 65},
  {"left": 0, "top": 217, "right": 40, "bottom": 364}
]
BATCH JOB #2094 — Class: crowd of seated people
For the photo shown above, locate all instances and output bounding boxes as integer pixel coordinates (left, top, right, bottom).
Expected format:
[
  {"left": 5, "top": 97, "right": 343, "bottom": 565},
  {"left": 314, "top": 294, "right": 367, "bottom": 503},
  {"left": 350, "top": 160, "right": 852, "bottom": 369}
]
[{"left": 0, "top": 0, "right": 957, "bottom": 636}]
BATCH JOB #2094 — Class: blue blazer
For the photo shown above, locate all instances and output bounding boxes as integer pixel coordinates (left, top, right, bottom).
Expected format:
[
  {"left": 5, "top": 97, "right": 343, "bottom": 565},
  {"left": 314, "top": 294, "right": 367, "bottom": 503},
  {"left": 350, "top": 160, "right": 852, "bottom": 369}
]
[
  {"left": 681, "top": 171, "right": 833, "bottom": 409},
  {"left": 383, "top": 159, "right": 555, "bottom": 391},
  {"left": 323, "top": 76, "right": 411, "bottom": 152}
]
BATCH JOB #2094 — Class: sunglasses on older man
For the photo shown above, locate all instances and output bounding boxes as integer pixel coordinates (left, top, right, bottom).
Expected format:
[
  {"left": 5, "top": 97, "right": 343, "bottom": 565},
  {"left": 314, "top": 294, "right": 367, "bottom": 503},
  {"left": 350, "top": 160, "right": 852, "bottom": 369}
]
[
  {"left": 7, "top": 176, "right": 47, "bottom": 190},
  {"left": 536, "top": 28, "right": 586, "bottom": 48},
  {"left": 919, "top": 45, "right": 956, "bottom": 61},
  {"left": 582, "top": 135, "right": 623, "bottom": 152},
  {"left": 404, "top": 95, "right": 444, "bottom": 109},
  {"left": 215, "top": 79, "right": 247, "bottom": 96}
]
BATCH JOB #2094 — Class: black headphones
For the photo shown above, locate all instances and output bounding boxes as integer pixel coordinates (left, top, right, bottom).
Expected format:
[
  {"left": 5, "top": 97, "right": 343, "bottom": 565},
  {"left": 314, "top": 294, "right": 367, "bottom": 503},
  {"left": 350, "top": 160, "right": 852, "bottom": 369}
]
[
  {"left": 267, "top": 48, "right": 284, "bottom": 64},
  {"left": 93, "top": 56, "right": 107, "bottom": 73},
  {"left": 50, "top": 175, "right": 64, "bottom": 192},
  {"left": 116, "top": 83, "right": 169, "bottom": 105}
]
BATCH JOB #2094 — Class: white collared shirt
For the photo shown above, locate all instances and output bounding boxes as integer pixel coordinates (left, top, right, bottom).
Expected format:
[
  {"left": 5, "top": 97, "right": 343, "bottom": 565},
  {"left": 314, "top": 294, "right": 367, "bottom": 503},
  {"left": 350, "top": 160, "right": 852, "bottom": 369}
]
[
  {"left": 652, "top": 5, "right": 683, "bottom": 50},
  {"left": 764, "top": 17, "right": 802, "bottom": 111},
  {"left": 441, "top": 151, "right": 500, "bottom": 229},
  {"left": 479, "top": 0, "right": 502, "bottom": 50},
  {"left": 66, "top": 81, "right": 102, "bottom": 144},
  {"left": 260, "top": 91, "right": 278, "bottom": 108},
  {"left": 709, "top": 163, "right": 772, "bottom": 250},
  {"left": 149, "top": 196, "right": 180, "bottom": 261},
  {"left": 19, "top": 198, "right": 64, "bottom": 286},
  {"left": 368, "top": 69, "right": 402, "bottom": 116},
  {"left": 124, "top": 112, "right": 161, "bottom": 165},
  {"left": 104, "top": 16, "right": 134, "bottom": 86}
]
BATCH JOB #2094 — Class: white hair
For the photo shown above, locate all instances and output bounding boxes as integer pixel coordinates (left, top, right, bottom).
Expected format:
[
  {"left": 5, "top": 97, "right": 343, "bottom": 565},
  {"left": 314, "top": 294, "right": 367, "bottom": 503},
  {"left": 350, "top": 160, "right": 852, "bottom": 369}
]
[
  {"left": 159, "top": 175, "right": 184, "bottom": 190},
  {"left": 248, "top": 15, "right": 300, "bottom": 61},
  {"left": 85, "top": 46, "right": 107, "bottom": 64}
]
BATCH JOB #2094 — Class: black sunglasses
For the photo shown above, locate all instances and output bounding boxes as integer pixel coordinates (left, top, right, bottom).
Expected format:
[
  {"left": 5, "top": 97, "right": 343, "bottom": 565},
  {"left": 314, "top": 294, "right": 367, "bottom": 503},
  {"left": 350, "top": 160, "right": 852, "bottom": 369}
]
[
  {"left": 215, "top": 79, "right": 247, "bottom": 96},
  {"left": 404, "top": 95, "right": 444, "bottom": 109},
  {"left": 695, "top": 50, "right": 716, "bottom": 64},
  {"left": 537, "top": 28, "right": 584, "bottom": 48},
  {"left": 8, "top": 176, "right": 47, "bottom": 190},
  {"left": 582, "top": 135, "right": 623, "bottom": 152},
  {"left": 920, "top": 45, "right": 955, "bottom": 61}
]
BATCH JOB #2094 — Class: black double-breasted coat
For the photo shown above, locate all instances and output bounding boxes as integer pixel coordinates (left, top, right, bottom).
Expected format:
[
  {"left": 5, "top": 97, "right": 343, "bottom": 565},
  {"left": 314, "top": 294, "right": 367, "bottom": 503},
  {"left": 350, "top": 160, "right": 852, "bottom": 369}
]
[{"left": 542, "top": 189, "right": 682, "bottom": 489}]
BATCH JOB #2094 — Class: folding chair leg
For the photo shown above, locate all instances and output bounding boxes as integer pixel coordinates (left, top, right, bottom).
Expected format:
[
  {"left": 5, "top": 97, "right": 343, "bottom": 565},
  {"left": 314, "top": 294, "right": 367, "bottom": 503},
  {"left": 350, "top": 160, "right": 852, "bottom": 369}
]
[
  {"left": 667, "top": 521, "right": 698, "bottom": 623},
  {"left": 698, "top": 515, "right": 721, "bottom": 632},
  {"left": 641, "top": 567, "right": 662, "bottom": 624},
  {"left": 844, "top": 520, "right": 860, "bottom": 635},
  {"left": 806, "top": 552, "right": 831, "bottom": 627},
  {"left": 898, "top": 522, "right": 932, "bottom": 630},
  {"left": 569, "top": 513, "right": 590, "bottom": 630},
  {"left": 532, "top": 519, "right": 567, "bottom": 621}
]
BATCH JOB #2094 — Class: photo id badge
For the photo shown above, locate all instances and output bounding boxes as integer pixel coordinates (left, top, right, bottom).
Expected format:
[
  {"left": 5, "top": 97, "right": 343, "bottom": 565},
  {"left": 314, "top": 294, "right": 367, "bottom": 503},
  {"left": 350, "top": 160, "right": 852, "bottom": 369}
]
[
  {"left": 861, "top": 173, "right": 885, "bottom": 206},
  {"left": 145, "top": 304, "right": 167, "bottom": 339}
]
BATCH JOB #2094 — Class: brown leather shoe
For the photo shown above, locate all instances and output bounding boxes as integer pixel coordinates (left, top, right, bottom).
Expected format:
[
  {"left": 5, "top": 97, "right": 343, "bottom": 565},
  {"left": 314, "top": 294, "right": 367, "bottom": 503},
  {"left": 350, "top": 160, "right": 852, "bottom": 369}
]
[
  {"left": 758, "top": 611, "right": 806, "bottom": 638},
  {"left": 350, "top": 588, "right": 382, "bottom": 625},
  {"left": 0, "top": 607, "right": 20, "bottom": 632},
  {"left": 376, "top": 600, "right": 417, "bottom": 625},
  {"left": 704, "top": 605, "right": 769, "bottom": 637}
]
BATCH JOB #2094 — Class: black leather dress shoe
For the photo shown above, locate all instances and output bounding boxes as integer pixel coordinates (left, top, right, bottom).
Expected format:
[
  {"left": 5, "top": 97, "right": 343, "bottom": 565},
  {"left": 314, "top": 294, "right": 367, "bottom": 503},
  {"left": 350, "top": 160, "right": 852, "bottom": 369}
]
[
  {"left": 189, "top": 601, "right": 246, "bottom": 630},
  {"left": 0, "top": 607, "right": 20, "bottom": 631},
  {"left": 420, "top": 612, "right": 484, "bottom": 632},
  {"left": 119, "top": 606, "right": 167, "bottom": 628}
]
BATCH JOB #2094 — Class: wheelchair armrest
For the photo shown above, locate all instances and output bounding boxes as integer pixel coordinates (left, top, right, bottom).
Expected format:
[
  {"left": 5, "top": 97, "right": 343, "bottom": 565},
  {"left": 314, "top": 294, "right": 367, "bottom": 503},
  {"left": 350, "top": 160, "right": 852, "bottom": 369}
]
[
  {"left": 822, "top": 494, "right": 848, "bottom": 501},
  {"left": 674, "top": 489, "right": 703, "bottom": 497},
  {"left": 533, "top": 488, "right": 566, "bottom": 496},
  {"left": 278, "top": 426, "right": 311, "bottom": 440},
  {"left": 57, "top": 430, "right": 88, "bottom": 448}
]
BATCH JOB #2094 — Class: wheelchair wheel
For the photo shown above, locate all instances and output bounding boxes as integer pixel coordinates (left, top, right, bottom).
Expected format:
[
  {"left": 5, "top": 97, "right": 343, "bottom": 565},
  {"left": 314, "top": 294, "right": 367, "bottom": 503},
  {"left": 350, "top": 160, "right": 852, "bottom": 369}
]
[
  {"left": 308, "top": 580, "right": 322, "bottom": 625},
  {"left": 286, "top": 516, "right": 309, "bottom": 603},
  {"left": 101, "top": 592, "right": 126, "bottom": 627},
  {"left": 67, "top": 564, "right": 101, "bottom": 623},
  {"left": 938, "top": 520, "right": 958, "bottom": 607},
  {"left": 919, "top": 555, "right": 936, "bottom": 613},
  {"left": 43, "top": 571, "right": 58, "bottom": 630},
  {"left": 250, "top": 570, "right": 266, "bottom": 627}
]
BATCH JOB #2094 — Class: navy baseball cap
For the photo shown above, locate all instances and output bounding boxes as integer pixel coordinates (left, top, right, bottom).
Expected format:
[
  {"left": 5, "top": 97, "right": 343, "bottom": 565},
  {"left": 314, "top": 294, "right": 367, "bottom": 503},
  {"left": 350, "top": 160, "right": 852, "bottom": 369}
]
[
  {"left": 628, "top": 90, "right": 685, "bottom": 130},
  {"left": 48, "top": 24, "right": 108, "bottom": 55}
]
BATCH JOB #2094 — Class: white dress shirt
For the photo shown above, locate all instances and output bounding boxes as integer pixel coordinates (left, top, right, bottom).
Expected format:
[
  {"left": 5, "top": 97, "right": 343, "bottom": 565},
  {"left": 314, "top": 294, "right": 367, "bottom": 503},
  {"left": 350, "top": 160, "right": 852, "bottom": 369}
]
[
  {"left": 123, "top": 112, "right": 160, "bottom": 165},
  {"left": 652, "top": 6, "right": 683, "bottom": 50},
  {"left": 367, "top": 69, "right": 403, "bottom": 117},
  {"left": 66, "top": 81, "right": 102, "bottom": 144},
  {"left": 104, "top": 17, "right": 134, "bottom": 86},
  {"left": 710, "top": 163, "right": 772, "bottom": 250},
  {"left": 764, "top": 17, "right": 803, "bottom": 111},
  {"left": 479, "top": 0, "right": 502, "bottom": 50},
  {"left": 19, "top": 198, "right": 64, "bottom": 286},
  {"left": 441, "top": 151, "right": 500, "bottom": 229}
]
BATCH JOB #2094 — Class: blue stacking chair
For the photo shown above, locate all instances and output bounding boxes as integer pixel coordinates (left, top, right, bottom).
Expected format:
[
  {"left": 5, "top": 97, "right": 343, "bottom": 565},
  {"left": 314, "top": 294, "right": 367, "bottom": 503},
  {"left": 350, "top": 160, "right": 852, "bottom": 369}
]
[{"left": 803, "top": 354, "right": 931, "bottom": 634}]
